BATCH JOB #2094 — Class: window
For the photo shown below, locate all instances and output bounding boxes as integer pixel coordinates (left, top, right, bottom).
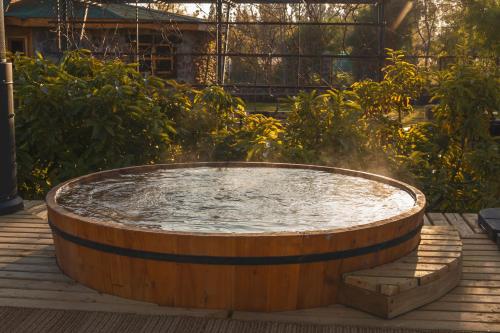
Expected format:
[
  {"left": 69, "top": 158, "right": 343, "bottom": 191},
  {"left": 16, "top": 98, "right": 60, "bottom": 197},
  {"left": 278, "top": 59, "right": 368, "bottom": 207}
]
[
  {"left": 152, "top": 44, "right": 174, "bottom": 77},
  {"left": 8, "top": 37, "right": 27, "bottom": 55},
  {"left": 134, "top": 35, "right": 175, "bottom": 78}
]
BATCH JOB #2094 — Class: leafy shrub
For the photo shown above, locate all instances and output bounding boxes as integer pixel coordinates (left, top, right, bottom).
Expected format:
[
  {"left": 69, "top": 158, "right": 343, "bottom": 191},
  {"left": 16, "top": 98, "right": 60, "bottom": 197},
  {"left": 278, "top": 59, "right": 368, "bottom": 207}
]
[
  {"left": 213, "top": 114, "right": 285, "bottom": 161},
  {"left": 388, "top": 62, "right": 500, "bottom": 211},
  {"left": 14, "top": 51, "right": 175, "bottom": 197},
  {"left": 171, "top": 85, "right": 246, "bottom": 161},
  {"left": 12, "top": 50, "right": 500, "bottom": 213},
  {"left": 353, "top": 50, "right": 425, "bottom": 123},
  {"left": 284, "top": 89, "right": 367, "bottom": 166},
  {"left": 170, "top": 86, "right": 285, "bottom": 162},
  {"left": 421, "top": 62, "right": 499, "bottom": 211}
]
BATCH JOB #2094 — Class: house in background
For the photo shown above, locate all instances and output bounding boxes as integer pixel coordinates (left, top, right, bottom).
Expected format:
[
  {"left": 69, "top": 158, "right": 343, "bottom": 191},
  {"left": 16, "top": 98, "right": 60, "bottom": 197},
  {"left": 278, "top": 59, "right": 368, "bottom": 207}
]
[{"left": 3, "top": 0, "right": 210, "bottom": 83}]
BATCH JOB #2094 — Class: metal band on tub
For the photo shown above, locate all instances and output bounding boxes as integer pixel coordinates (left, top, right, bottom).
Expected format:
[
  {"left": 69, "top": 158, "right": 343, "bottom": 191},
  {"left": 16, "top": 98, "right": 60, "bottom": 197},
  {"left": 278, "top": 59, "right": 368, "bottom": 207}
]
[{"left": 48, "top": 219, "right": 422, "bottom": 266}]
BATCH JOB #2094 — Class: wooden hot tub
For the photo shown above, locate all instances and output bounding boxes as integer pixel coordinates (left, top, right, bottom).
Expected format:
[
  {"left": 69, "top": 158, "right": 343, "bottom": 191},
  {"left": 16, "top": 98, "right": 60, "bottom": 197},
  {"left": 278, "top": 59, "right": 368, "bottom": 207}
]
[{"left": 46, "top": 162, "right": 425, "bottom": 311}]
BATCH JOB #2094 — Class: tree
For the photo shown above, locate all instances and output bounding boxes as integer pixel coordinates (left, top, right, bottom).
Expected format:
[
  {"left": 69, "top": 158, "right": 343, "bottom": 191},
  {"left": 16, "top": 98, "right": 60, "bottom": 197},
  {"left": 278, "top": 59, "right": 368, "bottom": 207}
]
[{"left": 463, "top": 0, "right": 500, "bottom": 55}]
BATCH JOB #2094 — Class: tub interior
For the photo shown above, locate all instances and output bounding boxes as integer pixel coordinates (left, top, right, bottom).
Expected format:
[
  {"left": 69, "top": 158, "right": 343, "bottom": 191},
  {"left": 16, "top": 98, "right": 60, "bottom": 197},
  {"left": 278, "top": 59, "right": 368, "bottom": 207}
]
[{"left": 56, "top": 167, "right": 416, "bottom": 233}]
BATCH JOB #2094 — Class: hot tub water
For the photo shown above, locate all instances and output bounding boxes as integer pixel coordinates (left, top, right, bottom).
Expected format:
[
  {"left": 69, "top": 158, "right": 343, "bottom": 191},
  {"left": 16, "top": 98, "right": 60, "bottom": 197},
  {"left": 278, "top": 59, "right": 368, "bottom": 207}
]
[{"left": 57, "top": 167, "right": 415, "bottom": 233}]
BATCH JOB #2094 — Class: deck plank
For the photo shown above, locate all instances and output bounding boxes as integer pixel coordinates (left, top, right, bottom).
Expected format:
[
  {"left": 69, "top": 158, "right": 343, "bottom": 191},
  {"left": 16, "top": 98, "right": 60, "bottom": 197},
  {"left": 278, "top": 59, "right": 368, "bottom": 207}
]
[
  {"left": 421, "top": 233, "right": 460, "bottom": 240},
  {"left": 0, "top": 232, "right": 53, "bottom": 239},
  {"left": 0, "top": 271, "right": 71, "bottom": 283},
  {"left": 0, "top": 263, "right": 61, "bottom": 274},
  {"left": 426, "top": 213, "right": 450, "bottom": 226},
  {"left": 0, "top": 228, "right": 52, "bottom": 234},
  {"left": 462, "top": 213, "right": 484, "bottom": 234},
  {"left": 0, "top": 222, "right": 50, "bottom": 229},
  {"left": 463, "top": 261, "right": 500, "bottom": 267},
  {"left": 462, "top": 233, "right": 489, "bottom": 239},
  {"left": 459, "top": 280, "right": 500, "bottom": 288},
  {"left": 0, "top": 297, "right": 229, "bottom": 317},
  {"left": 233, "top": 309, "right": 500, "bottom": 332},
  {"left": 0, "top": 278, "right": 101, "bottom": 293},
  {"left": 0, "top": 256, "right": 56, "bottom": 266},
  {"left": 452, "top": 287, "right": 500, "bottom": 296},
  {"left": 423, "top": 215, "right": 431, "bottom": 226},
  {"left": 0, "top": 237, "right": 54, "bottom": 245},
  {"left": 445, "top": 213, "right": 475, "bottom": 238},
  {"left": 0, "top": 249, "right": 55, "bottom": 258}
]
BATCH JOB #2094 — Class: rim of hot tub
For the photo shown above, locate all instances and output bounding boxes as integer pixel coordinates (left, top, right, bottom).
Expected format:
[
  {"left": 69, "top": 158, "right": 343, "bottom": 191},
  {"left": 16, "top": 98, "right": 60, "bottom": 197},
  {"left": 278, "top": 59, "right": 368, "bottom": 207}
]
[{"left": 46, "top": 162, "right": 426, "bottom": 238}]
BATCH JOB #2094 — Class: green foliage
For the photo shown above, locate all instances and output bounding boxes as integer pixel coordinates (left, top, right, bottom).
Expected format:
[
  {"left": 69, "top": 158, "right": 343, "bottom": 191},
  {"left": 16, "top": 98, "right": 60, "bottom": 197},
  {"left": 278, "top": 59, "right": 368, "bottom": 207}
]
[
  {"left": 13, "top": 50, "right": 500, "bottom": 213},
  {"left": 172, "top": 86, "right": 284, "bottom": 162},
  {"left": 390, "top": 62, "right": 500, "bottom": 211},
  {"left": 14, "top": 51, "right": 175, "bottom": 197},
  {"left": 172, "top": 85, "right": 246, "bottom": 161},
  {"left": 463, "top": 0, "right": 500, "bottom": 54},
  {"left": 348, "top": 50, "right": 428, "bottom": 171},
  {"left": 284, "top": 89, "right": 367, "bottom": 166},
  {"left": 427, "top": 62, "right": 500, "bottom": 211},
  {"left": 352, "top": 50, "right": 426, "bottom": 125},
  {"left": 213, "top": 114, "right": 285, "bottom": 161},
  {"left": 434, "top": 0, "right": 500, "bottom": 58},
  {"left": 432, "top": 62, "right": 498, "bottom": 143}
]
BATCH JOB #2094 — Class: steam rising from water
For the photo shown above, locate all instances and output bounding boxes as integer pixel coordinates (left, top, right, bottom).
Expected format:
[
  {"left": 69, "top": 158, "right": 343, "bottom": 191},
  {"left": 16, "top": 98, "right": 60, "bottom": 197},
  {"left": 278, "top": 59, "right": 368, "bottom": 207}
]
[{"left": 57, "top": 167, "right": 416, "bottom": 233}]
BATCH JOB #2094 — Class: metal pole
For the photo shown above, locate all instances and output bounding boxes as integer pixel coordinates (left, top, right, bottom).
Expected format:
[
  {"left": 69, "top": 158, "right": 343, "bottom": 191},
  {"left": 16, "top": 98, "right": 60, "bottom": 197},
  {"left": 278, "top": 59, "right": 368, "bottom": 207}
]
[
  {"left": 221, "top": 3, "right": 231, "bottom": 85},
  {"left": 0, "top": 0, "right": 23, "bottom": 215},
  {"left": 135, "top": 0, "right": 140, "bottom": 71},
  {"left": 79, "top": 4, "right": 89, "bottom": 46},
  {"left": 57, "top": 0, "right": 62, "bottom": 52},
  {"left": 297, "top": 2, "right": 301, "bottom": 87},
  {"left": 216, "top": 0, "right": 223, "bottom": 85},
  {"left": 64, "top": 0, "right": 70, "bottom": 50},
  {"left": 377, "top": 0, "right": 386, "bottom": 81},
  {"left": 0, "top": 0, "right": 6, "bottom": 61}
]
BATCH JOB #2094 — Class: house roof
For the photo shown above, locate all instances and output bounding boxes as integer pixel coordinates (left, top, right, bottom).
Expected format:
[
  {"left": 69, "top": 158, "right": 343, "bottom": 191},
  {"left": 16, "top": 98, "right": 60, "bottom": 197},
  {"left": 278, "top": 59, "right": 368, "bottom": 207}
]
[{"left": 4, "top": 0, "right": 203, "bottom": 23}]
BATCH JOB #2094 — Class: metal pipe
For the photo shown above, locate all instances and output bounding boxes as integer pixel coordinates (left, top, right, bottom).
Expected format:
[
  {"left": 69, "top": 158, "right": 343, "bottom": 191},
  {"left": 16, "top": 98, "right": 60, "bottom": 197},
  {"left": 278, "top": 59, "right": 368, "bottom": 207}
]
[
  {"left": 221, "top": 2, "right": 231, "bottom": 84},
  {"left": 64, "top": 0, "right": 70, "bottom": 50},
  {"left": 216, "top": 0, "right": 223, "bottom": 85},
  {"left": 109, "top": 0, "right": 380, "bottom": 3},
  {"left": 0, "top": 0, "right": 6, "bottom": 61},
  {"left": 79, "top": 4, "right": 90, "bottom": 45},
  {"left": 56, "top": 50, "right": 461, "bottom": 60},
  {"left": 46, "top": 20, "right": 381, "bottom": 26},
  {"left": 377, "top": 0, "right": 386, "bottom": 81},
  {"left": 296, "top": 2, "right": 301, "bottom": 87},
  {"left": 0, "top": 0, "right": 24, "bottom": 215},
  {"left": 57, "top": 0, "right": 62, "bottom": 51},
  {"left": 136, "top": 0, "right": 140, "bottom": 71},
  {"left": 189, "top": 83, "right": 336, "bottom": 89}
]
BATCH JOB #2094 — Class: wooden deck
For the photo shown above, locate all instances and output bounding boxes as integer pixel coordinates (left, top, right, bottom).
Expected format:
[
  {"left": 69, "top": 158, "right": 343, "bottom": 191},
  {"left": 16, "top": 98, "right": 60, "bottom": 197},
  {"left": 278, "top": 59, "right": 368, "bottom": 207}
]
[{"left": 0, "top": 201, "right": 499, "bottom": 332}]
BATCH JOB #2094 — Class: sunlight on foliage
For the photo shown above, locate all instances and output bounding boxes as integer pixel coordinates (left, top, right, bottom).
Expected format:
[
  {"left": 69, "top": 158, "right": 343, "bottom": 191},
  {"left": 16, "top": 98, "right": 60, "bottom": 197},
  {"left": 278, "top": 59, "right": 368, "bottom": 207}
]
[{"left": 13, "top": 50, "right": 500, "bottom": 212}]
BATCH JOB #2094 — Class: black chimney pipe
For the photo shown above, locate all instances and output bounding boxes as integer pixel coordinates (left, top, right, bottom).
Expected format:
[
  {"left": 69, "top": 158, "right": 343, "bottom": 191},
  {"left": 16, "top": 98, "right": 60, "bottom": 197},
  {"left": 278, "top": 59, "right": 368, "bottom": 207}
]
[{"left": 0, "top": 0, "right": 23, "bottom": 215}]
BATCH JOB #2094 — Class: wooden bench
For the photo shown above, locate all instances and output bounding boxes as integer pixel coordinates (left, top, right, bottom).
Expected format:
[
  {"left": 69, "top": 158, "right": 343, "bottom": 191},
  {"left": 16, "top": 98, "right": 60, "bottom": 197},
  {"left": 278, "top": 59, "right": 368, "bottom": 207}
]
[{"left": 338, "top": 226, "right": 462, "bottom": 319}]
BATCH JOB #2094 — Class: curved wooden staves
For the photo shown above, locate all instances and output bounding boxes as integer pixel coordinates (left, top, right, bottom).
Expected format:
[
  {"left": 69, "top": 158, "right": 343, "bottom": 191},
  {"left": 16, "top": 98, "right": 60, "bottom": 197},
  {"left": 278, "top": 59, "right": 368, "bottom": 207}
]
[{"left": 46, "top": 162, "right": 426, "bottom": 311}]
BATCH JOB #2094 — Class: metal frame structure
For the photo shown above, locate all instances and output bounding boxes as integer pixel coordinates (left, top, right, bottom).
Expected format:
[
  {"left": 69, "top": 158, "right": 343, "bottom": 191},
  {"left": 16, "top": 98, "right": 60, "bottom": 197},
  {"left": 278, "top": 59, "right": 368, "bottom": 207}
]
[
  {"left": 210, "top": 0, "right": 385, "bottom": 94},
  {"left": 174, "top": 0, "right": 385, "bottom": 86},
  {"left": 54, "top": 0, "right": 386, "bottom": 89}
]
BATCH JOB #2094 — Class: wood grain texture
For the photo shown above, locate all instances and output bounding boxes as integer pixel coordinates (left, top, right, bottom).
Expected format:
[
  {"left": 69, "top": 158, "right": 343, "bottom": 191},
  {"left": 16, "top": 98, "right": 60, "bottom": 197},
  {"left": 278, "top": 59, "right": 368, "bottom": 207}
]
[
  {"left": 339, "top": 227, "right": 462, "bottom": 318},
  {"left": 426, "top": 213, "right": 449, "bottom": 226},
  {"left": 2, "top": 204, "right": 500, "bottom": 331},
  {"left": 45, "top": 163, "right": 425, "bottom": 311}
]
